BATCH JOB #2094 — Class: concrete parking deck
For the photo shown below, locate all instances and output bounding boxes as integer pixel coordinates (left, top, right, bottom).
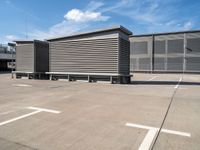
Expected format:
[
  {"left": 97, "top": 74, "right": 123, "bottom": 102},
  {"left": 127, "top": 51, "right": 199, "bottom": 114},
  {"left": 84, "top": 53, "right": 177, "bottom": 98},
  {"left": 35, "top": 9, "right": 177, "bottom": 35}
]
[{"left": 0, "top": 73, "right": 199, "bottom": 150}]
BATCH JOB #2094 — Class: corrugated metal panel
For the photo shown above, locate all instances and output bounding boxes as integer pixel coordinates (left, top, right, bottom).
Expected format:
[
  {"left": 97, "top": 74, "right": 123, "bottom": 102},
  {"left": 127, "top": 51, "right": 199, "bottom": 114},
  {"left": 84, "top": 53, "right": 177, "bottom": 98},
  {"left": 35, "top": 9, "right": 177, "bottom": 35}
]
[
  {"left": 16, "top": 43, "right": 34, "bottom": 72},
  {"left": 118, "top": 38, "right": 130, "bottom": 75},
  {"left": 34, "top": 41, "right": 49, "bottom": 72},
  {"left": 49, "top": 38, "right": 119, "bottom": 73}
]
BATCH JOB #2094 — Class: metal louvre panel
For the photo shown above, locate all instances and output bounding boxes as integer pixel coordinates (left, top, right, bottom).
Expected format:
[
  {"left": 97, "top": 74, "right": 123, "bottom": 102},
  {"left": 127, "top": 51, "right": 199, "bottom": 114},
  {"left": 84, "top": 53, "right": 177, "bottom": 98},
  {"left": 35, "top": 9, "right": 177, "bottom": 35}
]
[
  {"left": 154, "top": 57, "right": 165, "bottom": 70},
  {"left": 138, "top": 58, "right": 151, "bottom": 70},
  {"left": 16, "top": 44, "right": 34, "bottom": 72},
  {"left": 186, "top": 57, "right": 200, "bottom": 71},
  {"left": 49, "top": 38, "right": 119, "bottom": 73},
  {"left": 167, "top": 57, "right": 183, "bottom": 71},
  {"left": 119, "top": 38, "right": 130, "bottom": 75},
  {"left": 35, "top": 41, "right": 49, "bottom": 73}
]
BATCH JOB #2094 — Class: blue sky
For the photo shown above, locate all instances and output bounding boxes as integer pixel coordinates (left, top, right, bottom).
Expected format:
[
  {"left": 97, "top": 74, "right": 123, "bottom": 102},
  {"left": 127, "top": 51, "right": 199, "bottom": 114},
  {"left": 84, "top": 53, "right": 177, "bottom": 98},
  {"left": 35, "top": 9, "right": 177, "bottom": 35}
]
[{"left": 0, "top": 0, "right": 200, "bottom": 43}]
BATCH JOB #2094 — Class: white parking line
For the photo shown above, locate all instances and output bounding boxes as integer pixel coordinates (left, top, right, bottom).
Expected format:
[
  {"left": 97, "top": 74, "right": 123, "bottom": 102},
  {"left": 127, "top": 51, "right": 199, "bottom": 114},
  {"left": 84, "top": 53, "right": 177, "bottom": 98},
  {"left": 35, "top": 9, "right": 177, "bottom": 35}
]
[
  {"left": 126, "top": 122, "right": 191, "bottom": 150},
  {"left": 174, "top": 77, "right": 182, "bottom": 89},
  {"left": 139, "top": 128, "right": 158, "bottom": 150},
  {"left": 12, "top": 84, "right": 32, "bottom": 87},
  {"left": 0, "top": 110, "right": 41, "bottom": 126},
  {"left": 27, "top": 107, "right": 61, "bottom": 114},
  {"left": 147, "top": 76, "right": 158, "bottom": 81},
  {"left": 0, "top": 107, "right": 61, "bottom": 126}
]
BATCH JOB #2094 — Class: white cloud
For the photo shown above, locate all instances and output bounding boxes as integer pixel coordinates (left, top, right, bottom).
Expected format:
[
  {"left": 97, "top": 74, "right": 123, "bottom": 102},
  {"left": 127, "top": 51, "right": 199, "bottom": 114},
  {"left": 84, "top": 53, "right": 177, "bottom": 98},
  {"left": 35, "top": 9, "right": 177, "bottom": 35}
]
[
  {"left": 183, "top": 21, "right": 193, "bottom": 30},
  {"left": 10, "top": 1, "right": 110, "bottom": 40},
  {"left": 5, "top": 35, "right": 18, "bottom": 41},
  {"left": 28, "top": 21, "right": 90, "bottom": 39},
  {"left": 85, "top": 1, "right": 104, "bottom": 11},
  {"left": 64, "top": 9, "right": 109, "bottom": 22}
]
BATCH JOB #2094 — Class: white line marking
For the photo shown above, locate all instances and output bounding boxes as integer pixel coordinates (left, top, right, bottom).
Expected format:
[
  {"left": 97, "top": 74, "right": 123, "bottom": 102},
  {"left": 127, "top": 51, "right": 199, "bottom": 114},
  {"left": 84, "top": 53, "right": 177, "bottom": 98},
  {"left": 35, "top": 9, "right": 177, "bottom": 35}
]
[
  {"left": 0, "top": 110, "right": 41, "bottom": 126},
  {"left": 27, "top": 107, "right": 61, "bottom": 114},
  {"left": 147, "top": 76, "right": 158, "bottom": 81},
  {"left": 0, "top": 107, "right": 61, "bottom": 126},
  {"left": 174, "top": 77, "right": 182, "bottom": 89},
  {"left": 12, "top": 84, "right": 32, "bottom": 87},
  {"left": 161, "top": 129, "right": 191, "bottom": 137},
  {"left": 126, "top": 123, "right": 153, "bottom": 130},
  {"left": 139, "top": 128, "right": 158, "bottom": 150},
  {"left": 126, "top": 123, "right": 191, "bottom": 137},
  {"left": 126, "top": 122, "right": 191, "bottom": 150}
]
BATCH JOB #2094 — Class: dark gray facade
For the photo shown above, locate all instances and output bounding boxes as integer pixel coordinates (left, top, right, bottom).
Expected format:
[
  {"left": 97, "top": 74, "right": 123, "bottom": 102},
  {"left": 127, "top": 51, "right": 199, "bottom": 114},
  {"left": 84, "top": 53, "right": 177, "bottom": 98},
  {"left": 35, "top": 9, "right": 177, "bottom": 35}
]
[
  {"left": 15, "top": 40, "right": 49, "bottom": 73},
  {"left": 130, "top": 30, "right": 200, "bottom": 73},
  {"left": 47, "top": 26, "right": 132, "bottom": 75}
]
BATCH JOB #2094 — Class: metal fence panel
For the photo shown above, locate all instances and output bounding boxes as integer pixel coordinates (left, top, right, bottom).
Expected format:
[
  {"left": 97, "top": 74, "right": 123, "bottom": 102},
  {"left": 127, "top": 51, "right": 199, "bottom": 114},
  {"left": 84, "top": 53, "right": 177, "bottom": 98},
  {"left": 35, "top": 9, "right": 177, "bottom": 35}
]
[
  {"left": 167, "top": 57, "right": 183, "bottom": 71},
  {"left": 130, "top": 41, "right": 148, "bottom": 54}
]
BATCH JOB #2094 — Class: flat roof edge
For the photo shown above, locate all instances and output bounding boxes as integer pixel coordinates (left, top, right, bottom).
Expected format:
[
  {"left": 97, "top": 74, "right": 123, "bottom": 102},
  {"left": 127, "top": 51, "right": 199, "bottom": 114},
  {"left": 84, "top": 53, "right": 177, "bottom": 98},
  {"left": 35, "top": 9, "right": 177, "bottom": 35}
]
[
  {"left": 130, "top": 29, "right": 200, "bottom": 37},
  {"left": 46, "top": 25, "right": 132, "bottom": 41}
]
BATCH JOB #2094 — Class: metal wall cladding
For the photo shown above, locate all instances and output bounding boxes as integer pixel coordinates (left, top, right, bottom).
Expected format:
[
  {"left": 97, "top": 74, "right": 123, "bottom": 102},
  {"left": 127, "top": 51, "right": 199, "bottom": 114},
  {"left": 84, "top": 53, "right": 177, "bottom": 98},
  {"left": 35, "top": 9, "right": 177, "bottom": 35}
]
[
  {"left": 186, "top": 33, "right": 200, "bottom": 72},
  {"left": 119, "top": 38, "right": 130, "bottom": 75},
  {"left": 16, "top": 43, "right": 34, "bottom": 72},
  {"left": 129, "top": 36, "right": 152, "bottom": 71},
  {"left": 49, "top": 38, "right": 119, "bottom": 73},
  {"left": 154, "top": 33, "right": 184, "bottom": 72},
  {"left": 35, "top": 41, "right": 49, "bottom": 72},
  {"left": 130, "top": 31, "right": 200, "bottom": 72}
]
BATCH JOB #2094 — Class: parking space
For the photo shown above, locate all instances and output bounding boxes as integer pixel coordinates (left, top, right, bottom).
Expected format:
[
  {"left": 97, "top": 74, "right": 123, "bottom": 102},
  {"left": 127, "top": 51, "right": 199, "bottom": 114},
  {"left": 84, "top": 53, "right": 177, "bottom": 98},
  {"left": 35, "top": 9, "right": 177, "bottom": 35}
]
[{"left": 0, "top": 73, "right": 200, "bottom": 150}]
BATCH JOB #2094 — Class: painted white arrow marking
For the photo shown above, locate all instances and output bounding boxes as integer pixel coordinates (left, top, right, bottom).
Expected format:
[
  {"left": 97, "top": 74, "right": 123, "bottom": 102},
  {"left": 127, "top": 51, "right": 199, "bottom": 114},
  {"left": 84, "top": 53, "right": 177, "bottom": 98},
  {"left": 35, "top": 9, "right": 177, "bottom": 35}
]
[
  {"left": 0, "top": 107, "right": 61, "bottom": 126},
  {"left": 126, "top": 122, "right": 191, "bottom": 150}
]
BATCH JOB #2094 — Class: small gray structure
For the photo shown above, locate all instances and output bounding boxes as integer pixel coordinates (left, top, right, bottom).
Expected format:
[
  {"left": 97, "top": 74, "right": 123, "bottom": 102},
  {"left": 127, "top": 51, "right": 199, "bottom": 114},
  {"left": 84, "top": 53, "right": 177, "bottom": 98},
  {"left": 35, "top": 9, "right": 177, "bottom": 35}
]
[
  {"left": 13, "top": 40, "right": 49, "bottom": 78},
  {"left": 47, "top": 26, "right": 132, "bottom": 83},
  {"left": 130, "top": 30, "right": 200, "bottom": 73}
]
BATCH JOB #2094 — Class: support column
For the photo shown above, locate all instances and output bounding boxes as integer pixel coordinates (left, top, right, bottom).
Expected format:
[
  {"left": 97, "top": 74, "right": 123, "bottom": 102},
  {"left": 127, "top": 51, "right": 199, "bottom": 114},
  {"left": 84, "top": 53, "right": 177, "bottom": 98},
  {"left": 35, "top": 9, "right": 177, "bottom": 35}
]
[{"left": 183, "top": 33, "right": 187, "bottom": 73}]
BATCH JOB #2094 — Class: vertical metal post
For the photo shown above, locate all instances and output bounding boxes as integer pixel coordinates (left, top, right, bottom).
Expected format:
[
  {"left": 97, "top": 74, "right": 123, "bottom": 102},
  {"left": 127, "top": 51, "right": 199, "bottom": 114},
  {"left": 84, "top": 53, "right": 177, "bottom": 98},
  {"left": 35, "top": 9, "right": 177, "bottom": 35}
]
[
  {"left": 151, "top": 34, "right": 155, "bottom": 73},
  {"left": 11, "top": 46, "right": 14, "bottom": 78},
  {"left": 68, "top": 74, "right": 70, "bottom": 81},
  {"left": 50, "top": 74, "right": 52, "bottom": 80},
  {"left": 88, "top": 75, "right": 91, "bottom": 82},
  {"left": 110, "top": 76, "right": 113, "bottom": 84},
  {"left": 183, "top": 33, "right": 187, "bottom": 74},
  {"left": 165, "top": 40, "right": 168, "bottom": 71}
]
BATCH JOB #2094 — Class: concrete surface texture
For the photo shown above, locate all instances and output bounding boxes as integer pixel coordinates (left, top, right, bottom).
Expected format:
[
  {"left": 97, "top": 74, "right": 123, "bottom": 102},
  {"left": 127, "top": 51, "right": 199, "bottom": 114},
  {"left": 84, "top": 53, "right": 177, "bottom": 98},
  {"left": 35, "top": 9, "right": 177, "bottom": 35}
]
[{"left": 0, "top": 73, "right": 199, "bottom": 150}]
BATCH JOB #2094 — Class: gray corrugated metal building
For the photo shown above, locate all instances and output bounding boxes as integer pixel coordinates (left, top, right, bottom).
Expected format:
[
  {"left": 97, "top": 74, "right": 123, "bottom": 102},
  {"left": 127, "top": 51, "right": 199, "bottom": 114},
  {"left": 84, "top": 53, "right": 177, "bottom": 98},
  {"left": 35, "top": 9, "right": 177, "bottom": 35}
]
[
  {"left": 14, "top": 40, "right": 49, "bottom": 78},
  {"left": 130, "top": 30, "right": 200, "bottom": 73},
  {"left": 47, "top": 26, "right": 132, "bottom": 83}
]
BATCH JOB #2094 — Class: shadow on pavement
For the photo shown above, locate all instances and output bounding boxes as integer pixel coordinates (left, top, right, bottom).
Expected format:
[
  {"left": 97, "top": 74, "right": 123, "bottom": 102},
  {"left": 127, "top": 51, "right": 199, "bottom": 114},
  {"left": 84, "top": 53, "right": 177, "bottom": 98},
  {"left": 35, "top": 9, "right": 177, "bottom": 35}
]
[{"left": 131, "top": 80, "right": 200, "bottom": 86}]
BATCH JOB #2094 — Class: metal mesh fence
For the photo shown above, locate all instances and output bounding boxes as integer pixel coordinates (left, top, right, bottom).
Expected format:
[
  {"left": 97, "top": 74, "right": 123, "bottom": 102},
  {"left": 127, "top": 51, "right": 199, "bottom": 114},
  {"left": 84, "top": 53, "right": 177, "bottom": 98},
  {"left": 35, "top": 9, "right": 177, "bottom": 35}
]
[{"left": 130, "top": 31, "right": 200, "bottom": 73}]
